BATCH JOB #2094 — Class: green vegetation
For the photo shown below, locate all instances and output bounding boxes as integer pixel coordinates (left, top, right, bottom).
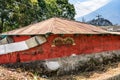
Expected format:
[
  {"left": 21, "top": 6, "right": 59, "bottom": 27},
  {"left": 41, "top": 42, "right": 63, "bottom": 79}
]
[{"left": 0, "top": 0, "right": 75, "bottom": 33}]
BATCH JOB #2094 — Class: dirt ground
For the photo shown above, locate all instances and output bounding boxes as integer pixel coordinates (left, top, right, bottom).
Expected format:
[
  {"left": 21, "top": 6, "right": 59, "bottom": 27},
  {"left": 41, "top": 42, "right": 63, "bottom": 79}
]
[
  {"left": 0, "top": 61, "right": 120, "bottom": 80},
  {"left": 0, "top": 66, "right": 44, "bottom": 80}
]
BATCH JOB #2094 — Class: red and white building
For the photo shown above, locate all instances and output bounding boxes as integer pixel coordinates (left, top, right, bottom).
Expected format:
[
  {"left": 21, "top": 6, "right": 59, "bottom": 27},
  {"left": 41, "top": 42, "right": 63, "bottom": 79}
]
[{"left": 0, "top": 17, "right": 120, "bottom": 64}]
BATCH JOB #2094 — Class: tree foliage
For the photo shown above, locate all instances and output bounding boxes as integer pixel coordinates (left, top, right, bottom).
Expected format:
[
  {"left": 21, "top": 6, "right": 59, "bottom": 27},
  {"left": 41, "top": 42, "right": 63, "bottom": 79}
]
[{"left": 0, "top": 0, "right": 75, "bottom": 33}]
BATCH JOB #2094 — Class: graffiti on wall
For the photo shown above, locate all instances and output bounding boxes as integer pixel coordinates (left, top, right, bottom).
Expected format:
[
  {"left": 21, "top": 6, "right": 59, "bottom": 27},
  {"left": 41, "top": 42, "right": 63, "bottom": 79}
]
[{"left": 52, "top": 37, "right": 75, "bottom": 47}]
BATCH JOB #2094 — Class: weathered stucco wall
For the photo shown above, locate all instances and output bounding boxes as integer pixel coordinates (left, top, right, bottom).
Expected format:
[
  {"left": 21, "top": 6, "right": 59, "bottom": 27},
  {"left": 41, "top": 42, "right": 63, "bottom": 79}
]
[{"left": 0, "top": 34, "right": 120, "bottom": 64}]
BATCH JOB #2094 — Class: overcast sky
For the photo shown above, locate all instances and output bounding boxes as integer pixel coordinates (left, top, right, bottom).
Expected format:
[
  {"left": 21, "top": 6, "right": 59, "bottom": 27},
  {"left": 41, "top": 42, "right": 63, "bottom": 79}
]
[{"left": 69, "top": 0, "right": 120, "bottom": 25}]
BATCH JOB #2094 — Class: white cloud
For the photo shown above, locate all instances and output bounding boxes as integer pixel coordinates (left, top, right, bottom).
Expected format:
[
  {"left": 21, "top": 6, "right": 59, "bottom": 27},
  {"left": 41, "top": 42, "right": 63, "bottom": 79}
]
[{"left": 74, "top": 0, "right": 111, "bottom": 18}]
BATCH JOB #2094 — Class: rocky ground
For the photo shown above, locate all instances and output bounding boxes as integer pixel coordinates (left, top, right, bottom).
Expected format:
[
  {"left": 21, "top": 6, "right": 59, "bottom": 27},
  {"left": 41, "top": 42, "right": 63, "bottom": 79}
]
[{"left": 0, "top": 61, "right": 120, "bottom": 80}]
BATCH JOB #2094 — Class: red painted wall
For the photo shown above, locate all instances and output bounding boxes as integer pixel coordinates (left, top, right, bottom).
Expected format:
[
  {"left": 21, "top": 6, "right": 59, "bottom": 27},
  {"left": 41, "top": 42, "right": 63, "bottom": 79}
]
[{"left": 0, "top": 34, "right": 120, "bottom": 64}]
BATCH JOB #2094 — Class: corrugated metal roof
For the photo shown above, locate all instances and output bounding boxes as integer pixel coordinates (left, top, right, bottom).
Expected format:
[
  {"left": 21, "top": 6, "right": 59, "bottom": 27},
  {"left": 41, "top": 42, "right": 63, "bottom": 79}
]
[{"left": 1, "top": 17, "right": 120, "bottom": 35}]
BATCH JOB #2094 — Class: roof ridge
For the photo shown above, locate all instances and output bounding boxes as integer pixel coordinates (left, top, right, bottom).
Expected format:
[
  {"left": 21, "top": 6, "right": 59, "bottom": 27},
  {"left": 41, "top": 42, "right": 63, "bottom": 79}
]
[{"left": 2, "top": 17, "right": 120, "bottom": 35}]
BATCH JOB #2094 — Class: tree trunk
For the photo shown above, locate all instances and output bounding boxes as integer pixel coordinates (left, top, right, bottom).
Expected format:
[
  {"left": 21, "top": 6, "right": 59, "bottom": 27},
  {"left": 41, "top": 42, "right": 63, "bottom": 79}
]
[{"left": 0, "top": 16, "right": 4, "bottom": 33}]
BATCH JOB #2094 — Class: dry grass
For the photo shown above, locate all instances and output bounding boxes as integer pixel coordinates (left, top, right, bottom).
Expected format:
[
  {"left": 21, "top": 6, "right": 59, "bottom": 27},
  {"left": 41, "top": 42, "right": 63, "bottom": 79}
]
[{"left": 0, "top": 66, "right": 48, "bottom": 80}]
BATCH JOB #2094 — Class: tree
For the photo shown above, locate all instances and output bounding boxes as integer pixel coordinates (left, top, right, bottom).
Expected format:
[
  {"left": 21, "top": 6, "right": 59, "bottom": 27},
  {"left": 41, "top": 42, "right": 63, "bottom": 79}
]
[
  {"left": 0, "top": 0, "right": 75, "bottom": 33},
  {"left": 37, "top": 0, "right": 75, "bottom": 20},
  {"left": 56, "top": 0, "right": 75, "bottom": 19},
  {"left": 0, "top": 0, "right": 42, "bottom": 33},
  {"left": 0, "top": 0, "right": 15, "bottom": 33}
]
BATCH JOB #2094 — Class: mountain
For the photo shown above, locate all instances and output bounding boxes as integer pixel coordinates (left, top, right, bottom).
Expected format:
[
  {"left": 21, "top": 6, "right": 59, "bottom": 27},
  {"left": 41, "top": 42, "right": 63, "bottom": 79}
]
[
  {"left": 75, "top": 0, "right": 120, "bottom": 25},
  {"left": 87, "top": 18, "right": 113, "bottom": 26}
]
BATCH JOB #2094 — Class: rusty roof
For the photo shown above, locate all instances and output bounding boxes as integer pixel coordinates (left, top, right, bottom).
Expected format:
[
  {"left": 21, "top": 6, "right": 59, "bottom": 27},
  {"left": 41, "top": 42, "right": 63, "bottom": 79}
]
[{"left": 1, "top": 17, "right": 120, "bottom": 35}]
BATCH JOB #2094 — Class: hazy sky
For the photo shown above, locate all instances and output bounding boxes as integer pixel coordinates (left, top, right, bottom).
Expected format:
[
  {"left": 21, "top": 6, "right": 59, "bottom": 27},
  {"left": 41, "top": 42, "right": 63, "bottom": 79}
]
[{"left": 69, "top": 0, "right": 120, "bottom": 25}]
